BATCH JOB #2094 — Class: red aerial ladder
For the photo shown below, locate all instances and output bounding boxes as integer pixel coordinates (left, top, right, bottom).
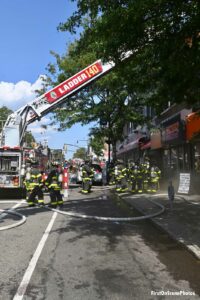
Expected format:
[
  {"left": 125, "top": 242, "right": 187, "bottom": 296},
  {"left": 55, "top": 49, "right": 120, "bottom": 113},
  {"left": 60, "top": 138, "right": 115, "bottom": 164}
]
[{"left": 0, "top": 52, "right": 132, "bottom": 191}]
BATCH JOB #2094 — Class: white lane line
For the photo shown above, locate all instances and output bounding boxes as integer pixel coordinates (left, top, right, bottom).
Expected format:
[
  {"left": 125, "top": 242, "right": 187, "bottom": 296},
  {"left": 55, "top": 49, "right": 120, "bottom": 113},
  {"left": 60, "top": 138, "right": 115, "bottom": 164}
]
[{"left": 13, "top": 211, "right": 58, "bottom": 300}]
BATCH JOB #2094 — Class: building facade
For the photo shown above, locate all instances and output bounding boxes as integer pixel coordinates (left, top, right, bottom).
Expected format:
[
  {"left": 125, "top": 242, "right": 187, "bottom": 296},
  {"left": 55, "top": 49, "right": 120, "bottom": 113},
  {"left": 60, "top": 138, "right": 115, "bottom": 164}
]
[{"left": 116, "top": 103, "right": 200, "bottom": 193}]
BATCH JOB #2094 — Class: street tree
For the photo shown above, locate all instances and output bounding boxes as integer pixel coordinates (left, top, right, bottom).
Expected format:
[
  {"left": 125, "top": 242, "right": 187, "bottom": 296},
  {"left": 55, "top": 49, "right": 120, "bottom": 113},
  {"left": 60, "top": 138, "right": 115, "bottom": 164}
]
[
  {"left": 58, "top": 0, "right": 200, "bottom": 108},
  {"left": 24, "top": 131, "right": 36, "bottom": 148},
  {"left": 89, "top": 132, "right": 104, "bottom": 158},
  {"left": 0, "top": 106, "right": 13, "bottom": 131},
  {"left": 45, "top": 41, "right": 146, "bottom": 157},
  {"left": 73, "top": 147, "right": 87, "bottom": 160}
]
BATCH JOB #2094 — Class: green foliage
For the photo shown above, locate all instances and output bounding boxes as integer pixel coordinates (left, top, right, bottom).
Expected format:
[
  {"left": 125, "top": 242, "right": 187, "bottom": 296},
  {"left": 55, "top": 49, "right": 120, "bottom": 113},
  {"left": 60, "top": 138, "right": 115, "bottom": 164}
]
[
  {"left": 24, "top": 131, "right": 36, "bottom": 147},
  {"left": 45, "top": 39, "right": 147, "bottom": 150},
  {"left": 0, "top": 106, "right": 13, "bottom": 121},
  {"left": 43, "top": 0, "right": 200, "bottom": 157},
  {"left": 89, "top": 130, "right": 104, "bottom": 157},
  {"left": 73, "top": 147, "right": 87, "bottom": 159},
  {"left": 58, "top": 0, "right": 200, "bottom": 107},
  {"left": 0, "top": 106, "right": 13, "bottom": 132}
]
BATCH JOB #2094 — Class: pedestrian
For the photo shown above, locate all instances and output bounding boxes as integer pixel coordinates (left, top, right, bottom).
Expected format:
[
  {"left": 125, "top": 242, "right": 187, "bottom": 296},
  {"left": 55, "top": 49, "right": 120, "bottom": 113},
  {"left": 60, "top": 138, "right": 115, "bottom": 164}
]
[{"left": 168, "top": 181, "right": 175, "bottom": 210}]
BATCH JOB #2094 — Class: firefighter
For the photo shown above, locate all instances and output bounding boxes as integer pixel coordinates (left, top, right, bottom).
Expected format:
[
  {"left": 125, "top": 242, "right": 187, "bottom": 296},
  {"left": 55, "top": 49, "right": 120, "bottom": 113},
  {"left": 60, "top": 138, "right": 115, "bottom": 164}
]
[
  {"left": 126, "top": 160, "right": 132, "bottom": 186},
  {"left": 142, "top": 158, "right": 151, "bottom": 193},
  {"left": 81, "top": 159, "right": 94, "bottom": 194},
  {"left": 48, "top": 173, "right": 64, "bottom": 207},
  {"left": 115, "top": 160, "right": 128, "bottom": 193},
  {"left": 149, "top": 163, "right": 161, "bottom": 193},
  {"left": 41, "top": 171, "right": 49, "bottom": 192},
  {"left": 135, "top": 162, "right": 143, "bottom": 193},
  {"left": 26, "top": 170, "right": 44, "bottom": 207},
  {"left": 23, "top": 167, "right": 31, "bottom": 202},
  {"left": 129, "top": 161, "right": 137, "bottom": 193}
]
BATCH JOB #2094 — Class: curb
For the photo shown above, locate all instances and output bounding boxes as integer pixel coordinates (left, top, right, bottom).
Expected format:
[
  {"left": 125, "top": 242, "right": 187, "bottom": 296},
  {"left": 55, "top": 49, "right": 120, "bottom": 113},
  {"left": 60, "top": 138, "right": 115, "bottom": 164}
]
[{"left": 116, "top": 192, "right": 200, "bottom": 260}]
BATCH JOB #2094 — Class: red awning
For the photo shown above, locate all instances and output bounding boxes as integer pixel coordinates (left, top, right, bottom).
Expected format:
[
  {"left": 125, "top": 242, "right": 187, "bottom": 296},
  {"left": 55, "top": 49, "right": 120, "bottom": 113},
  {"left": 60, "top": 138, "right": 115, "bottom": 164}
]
[
  {"left": 186, "top": 112, "right": 200, "bottom": 141},
  {"left": 117, "top": 138, "right": 141, "bottom": 154},
  {"left": 140, "top": 141, "right": 151, "bottom": 150}
]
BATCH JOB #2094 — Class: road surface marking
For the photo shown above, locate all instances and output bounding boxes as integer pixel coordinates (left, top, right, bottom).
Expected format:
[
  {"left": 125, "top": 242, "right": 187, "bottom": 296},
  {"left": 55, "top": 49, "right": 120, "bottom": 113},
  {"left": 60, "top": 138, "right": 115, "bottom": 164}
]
[{"left": 13, "top": 211, "right": 58, "bottom": 300}]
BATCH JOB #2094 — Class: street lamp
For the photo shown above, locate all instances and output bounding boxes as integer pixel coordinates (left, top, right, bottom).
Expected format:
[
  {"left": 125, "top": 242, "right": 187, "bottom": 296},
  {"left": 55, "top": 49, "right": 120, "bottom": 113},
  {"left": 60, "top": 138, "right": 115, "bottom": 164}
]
[
  {"left": 77, "top": 139, "right": 88, "bottom": 145},
  {"left": 64, "top": 143, "right": 81, "bottom": 149}
]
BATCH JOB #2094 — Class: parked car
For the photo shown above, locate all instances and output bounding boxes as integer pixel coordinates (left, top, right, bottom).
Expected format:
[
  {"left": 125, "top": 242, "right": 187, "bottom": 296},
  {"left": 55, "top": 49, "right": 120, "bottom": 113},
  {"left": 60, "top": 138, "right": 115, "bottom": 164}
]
[
  {"left": 69, "top": 166, "right": 78, "bottom": 184},
  {"left": 76, "top": 163, "right": 103, "bottom": 185},
  {"left": 69, "top": 172, "right": 78, "bottom": 184},
  {"left": 91, "top": 164, "right": 103, "bottom": 185},
  {"left": 76, "top": 166, "right": 83, "bottom": 183}
]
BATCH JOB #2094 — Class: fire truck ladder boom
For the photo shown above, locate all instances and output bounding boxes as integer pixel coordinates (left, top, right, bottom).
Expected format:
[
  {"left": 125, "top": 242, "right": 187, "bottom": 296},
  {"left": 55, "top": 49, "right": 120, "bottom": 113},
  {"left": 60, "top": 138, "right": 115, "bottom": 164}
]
[{"left": 0, "top": 51, "right": 132, "bottom": 147}]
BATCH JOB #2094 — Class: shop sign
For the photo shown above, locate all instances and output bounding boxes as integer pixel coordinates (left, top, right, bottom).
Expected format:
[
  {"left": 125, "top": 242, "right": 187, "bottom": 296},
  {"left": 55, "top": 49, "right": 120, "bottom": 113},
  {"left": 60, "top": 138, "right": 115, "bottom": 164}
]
[
  {"left": 162, "top": 114, "right": 184, "bottom": 144},
  {"left": 150, "top": 129, "right": 162, "bottom": 149},
  {"left": 165, "top": 121, "right": 179, "bottom": 141},
  {"left": 178, "top": 173, "right": 190, "bottom": 194}
]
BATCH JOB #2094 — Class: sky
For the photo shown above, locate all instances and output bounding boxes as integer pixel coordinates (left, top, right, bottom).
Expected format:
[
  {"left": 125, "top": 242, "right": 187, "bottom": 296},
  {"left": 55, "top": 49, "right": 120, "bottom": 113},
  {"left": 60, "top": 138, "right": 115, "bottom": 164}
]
[{"left": 0, "top": 0, "right": 92, "bottom": 158}]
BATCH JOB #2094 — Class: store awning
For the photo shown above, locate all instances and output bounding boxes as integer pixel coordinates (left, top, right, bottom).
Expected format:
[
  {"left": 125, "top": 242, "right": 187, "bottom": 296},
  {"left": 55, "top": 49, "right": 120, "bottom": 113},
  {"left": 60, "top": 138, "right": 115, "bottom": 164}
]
[
  {"left": 126, "top": 139, "right": 141, "bottom": 151},
  {"left": 117, "top": 139, "right": 140, "bottom": 154},
  {"left": 140, "top": 141, "right": 151, "bottom": 150},
  {"left": 186, "top": 112, "right": 200, "bottom": 141},
  {"left": 117, "top": 137, "right": 146, "bottom": 154}
]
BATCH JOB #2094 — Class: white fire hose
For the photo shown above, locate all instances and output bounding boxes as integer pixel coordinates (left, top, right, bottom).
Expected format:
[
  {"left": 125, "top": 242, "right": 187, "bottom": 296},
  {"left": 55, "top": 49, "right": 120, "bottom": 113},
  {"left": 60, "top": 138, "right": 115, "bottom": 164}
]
[
  {"left": 46, "top": 191, "right": 166, "bottom": 222},
  {"left": 0, "top": 191, "right": 167, "bottom": 230},
  {"left": 0, "top": 200, "right": 26, "bottom": 231}
]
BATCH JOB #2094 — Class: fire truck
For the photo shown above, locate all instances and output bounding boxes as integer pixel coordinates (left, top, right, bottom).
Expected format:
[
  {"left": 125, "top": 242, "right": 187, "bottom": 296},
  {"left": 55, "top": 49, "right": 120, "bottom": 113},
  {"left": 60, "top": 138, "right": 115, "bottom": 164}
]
[{"left": 0, "top": 52, "right": 131, "bottom": 195}]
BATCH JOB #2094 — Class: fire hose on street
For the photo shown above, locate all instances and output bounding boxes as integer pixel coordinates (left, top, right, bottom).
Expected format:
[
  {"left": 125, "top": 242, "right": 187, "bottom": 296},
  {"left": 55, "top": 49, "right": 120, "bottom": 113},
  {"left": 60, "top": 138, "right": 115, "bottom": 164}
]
[
  {"left": 46, "top": 192, "right": 165, "bottom": 221},
  {"left": 0, "top": 191, "right": 169, "bottom": 231},
  {"left": 0, "top": 200, "right": 27, "bottom": 231}
]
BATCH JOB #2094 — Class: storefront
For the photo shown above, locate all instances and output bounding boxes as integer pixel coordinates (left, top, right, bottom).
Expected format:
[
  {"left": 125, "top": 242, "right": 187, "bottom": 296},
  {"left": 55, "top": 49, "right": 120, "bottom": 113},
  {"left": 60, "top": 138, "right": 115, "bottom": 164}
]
[
  {"left": 186, "top": 112, "right": 200, "bottom": 192},
  {"left": 186, "top": 111, "right": 200, "bottom": 170},
  {"left": 161, "top": 113, "right": 189, "bottom": 187},
  {"left": 148, "top": 128, "right": 163, "bottom": 170},
  {"left": 117, "top": 136, "right": 150, "bottom": 163},
  {"left": 116, "top": 138, "right": 141, "bottom": 163}
]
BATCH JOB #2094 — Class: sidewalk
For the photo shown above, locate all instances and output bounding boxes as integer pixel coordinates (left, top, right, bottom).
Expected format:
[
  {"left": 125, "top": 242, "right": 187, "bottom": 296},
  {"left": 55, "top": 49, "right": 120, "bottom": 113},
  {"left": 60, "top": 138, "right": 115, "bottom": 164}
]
[{"left": 117, "top": 191, "right": 200, "bottom": 260}]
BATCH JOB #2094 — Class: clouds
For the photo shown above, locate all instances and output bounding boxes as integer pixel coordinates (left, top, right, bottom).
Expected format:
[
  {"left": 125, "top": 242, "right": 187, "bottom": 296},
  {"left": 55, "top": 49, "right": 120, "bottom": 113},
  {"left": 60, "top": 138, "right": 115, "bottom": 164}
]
[
  {"left": 0, "top": 76, "right": 90, "bottom": 155},
  {"left": 0, "top": 75, "right": 58, "bottom": 143},
  {"left": 28, "top": 116, "right": 57, "bottom": 141},
  {"left": 0, "top": 76, "right": 45, "bottom": 110}
]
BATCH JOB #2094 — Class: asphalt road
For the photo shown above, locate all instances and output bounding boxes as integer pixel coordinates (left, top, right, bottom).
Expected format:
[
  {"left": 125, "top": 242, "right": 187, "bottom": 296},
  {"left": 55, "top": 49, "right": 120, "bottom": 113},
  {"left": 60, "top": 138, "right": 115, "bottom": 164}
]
[{"left": 0, "top": 186, "right": 200, "bottom": 300}]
